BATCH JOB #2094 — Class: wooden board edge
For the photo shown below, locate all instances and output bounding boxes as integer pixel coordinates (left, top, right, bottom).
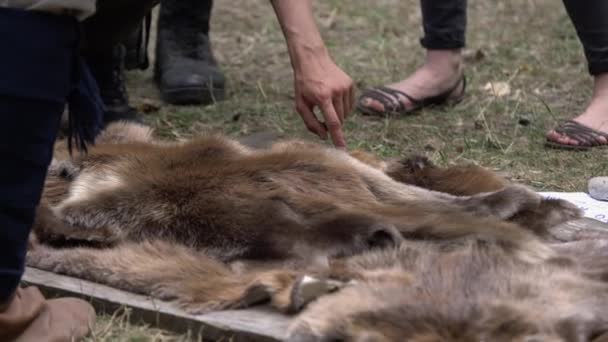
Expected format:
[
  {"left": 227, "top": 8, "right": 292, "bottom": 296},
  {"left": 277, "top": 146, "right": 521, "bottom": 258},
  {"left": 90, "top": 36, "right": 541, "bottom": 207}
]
[{"left": 22, "top": 268, "right": 289, "bottom": 342}]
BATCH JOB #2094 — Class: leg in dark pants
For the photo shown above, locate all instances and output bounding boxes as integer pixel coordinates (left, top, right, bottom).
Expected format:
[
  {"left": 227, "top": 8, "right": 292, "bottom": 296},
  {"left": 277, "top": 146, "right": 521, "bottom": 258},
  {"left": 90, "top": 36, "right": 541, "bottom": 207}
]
[
  {"left": 0, "top": 8, "right": 97, "bottom": 339},
  {"left": 81, "top": 0, "right": 160, "bottom": 127},
  {"left": 420, "top": 0, "right": 467, "bottom": 50},
  {"left": 357, "top": 0, "right": 466, "bottom": 116},
  {"left": 0, "top": 97, "right": 63, "bottom": 300},
  {"left": 546, "top": 1, "right": 608, "bottom": 149},
  {"left": 0, "top": 8, "right": 78, "bottom": 301},
  {"left": 561, "top": 0, "right": 608, "bottom": 76}
]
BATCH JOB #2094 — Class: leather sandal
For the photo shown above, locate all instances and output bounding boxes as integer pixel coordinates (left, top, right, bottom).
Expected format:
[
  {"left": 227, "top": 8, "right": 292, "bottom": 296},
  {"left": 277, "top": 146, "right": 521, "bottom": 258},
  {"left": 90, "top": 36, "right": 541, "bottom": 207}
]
[
  {"left": 357, "top": 75, "right": 466, "bottom": 116},
  {"left": 545, "top": 120, "right": 608, "bottom": 151}
]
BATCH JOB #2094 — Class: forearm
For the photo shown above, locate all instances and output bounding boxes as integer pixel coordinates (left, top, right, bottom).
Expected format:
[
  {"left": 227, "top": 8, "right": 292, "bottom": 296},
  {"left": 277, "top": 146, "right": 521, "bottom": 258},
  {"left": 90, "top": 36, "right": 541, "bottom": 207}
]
[
  {"left": 270, "top": 0, "right": 329, "bottom": 73},
  {"left": 270, "top": 0, "right": 353, "bottom": 149}
]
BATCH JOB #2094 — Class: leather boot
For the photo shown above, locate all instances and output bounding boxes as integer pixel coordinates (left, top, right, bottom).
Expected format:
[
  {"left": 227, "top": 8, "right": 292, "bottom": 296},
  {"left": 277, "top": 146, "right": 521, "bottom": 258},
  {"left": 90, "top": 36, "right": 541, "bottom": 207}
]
[
  {"left": 85, "top": 45, "right": 143, "bottom": 125},
  {"left": 82, "top": 0, "right": 159, "bottom": 126},
  {"left": 124, "top": 16, "right": 151, "bottom": 71},
  {"left": 0, "top": 287, "right": 96, "bottom": 342},
  {"left": 155, "top": 0, "right": 225, "bottom": 105}
]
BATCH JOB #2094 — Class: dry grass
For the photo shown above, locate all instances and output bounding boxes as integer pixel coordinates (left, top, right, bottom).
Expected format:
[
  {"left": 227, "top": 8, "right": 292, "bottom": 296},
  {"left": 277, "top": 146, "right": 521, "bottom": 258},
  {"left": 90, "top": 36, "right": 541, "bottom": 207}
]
[
  {"left": 85, "top": 307, "right": 204, "bottom": 341},
  {"left": 93, "top": 0, "right": 606, "bottom": 339}
]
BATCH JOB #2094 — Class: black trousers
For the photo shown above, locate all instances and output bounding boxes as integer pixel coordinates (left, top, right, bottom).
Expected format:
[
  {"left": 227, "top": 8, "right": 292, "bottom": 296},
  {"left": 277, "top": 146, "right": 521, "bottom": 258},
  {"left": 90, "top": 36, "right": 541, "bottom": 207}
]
[{"left": 420, "top": 0, "right": 608, "bottom": 75}]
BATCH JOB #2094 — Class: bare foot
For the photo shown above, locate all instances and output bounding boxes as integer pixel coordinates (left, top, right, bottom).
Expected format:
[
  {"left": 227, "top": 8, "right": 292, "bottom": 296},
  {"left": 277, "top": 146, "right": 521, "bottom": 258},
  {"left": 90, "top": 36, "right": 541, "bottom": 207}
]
[
  {"left": 358, "top": 49, "right": 465, "bottom": 114},
  {"left": 546, "top": 73, "right": 608, "bottom": 147}
]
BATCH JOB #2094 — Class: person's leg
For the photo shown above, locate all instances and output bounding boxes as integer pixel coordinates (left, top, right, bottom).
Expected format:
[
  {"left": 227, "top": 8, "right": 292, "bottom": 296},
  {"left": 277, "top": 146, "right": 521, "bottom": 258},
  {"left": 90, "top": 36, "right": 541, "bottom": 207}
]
[
  {"left": 0, "top": 97, "right": 64, "bottom": 300},
  {"left": 81, "top": 0, "right": 159, "bottom": 126},
  {"left": 0, "top": 7, "right": 95, "bottom": 340},
  {"left": 155, "top": 0, "right": 225, "bottom": 105},
  {"left": 86, "top": 44, "right": 143, "bottom": 125},
  {"left": 546, "top": 1, "right": 608, "bottom": 148},
  {"left": 84, "top": 0, "right": 159, "bottom": 55},
  {"left": 358, "top": 0, "right": 467, "bottom": 115}
]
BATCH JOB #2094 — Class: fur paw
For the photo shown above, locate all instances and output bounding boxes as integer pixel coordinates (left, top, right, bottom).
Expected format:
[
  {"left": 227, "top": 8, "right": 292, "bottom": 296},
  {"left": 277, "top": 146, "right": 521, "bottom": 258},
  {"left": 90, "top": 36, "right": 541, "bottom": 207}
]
[
  {"left": 512, "top": 198, "right": 582, "bottom": 235},
  {"left": 400, "top": 155, "right": 434, "bottom": 173},
  {"left": 385, "top": 155, "right": 435, "bottom": 185},
  {"left": 470, "top": 184, "right": 541, "bottom": 220},
  {"left": 538, "top": 198, "right": 582, "bottom": 225},
  {"left": 289, "top": 275, "right": 344, "bottom": 312}
]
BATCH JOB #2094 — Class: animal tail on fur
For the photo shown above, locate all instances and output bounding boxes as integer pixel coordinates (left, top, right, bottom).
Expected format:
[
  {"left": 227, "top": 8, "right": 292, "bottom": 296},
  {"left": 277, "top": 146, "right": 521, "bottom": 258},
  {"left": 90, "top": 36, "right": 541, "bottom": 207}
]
[
  {"left": 26, "top": 240, "right": 299, "bottom": 314},
  {"left": 379, "top": 206, "right": 556, "bottom": 263}
]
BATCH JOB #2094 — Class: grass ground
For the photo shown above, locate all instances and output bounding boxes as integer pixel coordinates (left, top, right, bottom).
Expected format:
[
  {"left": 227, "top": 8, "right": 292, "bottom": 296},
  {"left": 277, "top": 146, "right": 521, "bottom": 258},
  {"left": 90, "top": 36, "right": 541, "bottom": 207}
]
[{"left": 88, "top": 0, "right": 606, "bottom": 339}]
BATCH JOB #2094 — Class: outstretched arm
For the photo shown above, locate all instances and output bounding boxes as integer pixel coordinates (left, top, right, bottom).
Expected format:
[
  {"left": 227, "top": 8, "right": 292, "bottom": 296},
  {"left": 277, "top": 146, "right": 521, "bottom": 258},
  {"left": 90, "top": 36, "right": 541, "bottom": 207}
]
[{"left": 271, "top": 0, "right": 353, "bottom": 149}]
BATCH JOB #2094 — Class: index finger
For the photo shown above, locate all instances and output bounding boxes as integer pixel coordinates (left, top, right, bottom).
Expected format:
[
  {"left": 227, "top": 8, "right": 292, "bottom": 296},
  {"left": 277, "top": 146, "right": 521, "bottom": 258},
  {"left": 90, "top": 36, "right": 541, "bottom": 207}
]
[
  {"left": 296, "top": 100, "right": 328, "bottom": 141},
  {"left": 320, "top": 100, "right": 347, "bottom": 149}
]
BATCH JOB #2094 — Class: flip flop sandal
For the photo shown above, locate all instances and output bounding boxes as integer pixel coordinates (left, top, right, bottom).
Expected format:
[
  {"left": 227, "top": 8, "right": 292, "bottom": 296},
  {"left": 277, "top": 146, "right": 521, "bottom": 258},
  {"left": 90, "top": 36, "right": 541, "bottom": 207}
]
[
  {"left": 545, "top": 120, "right": 608, "bottom": 151},
  {"left": 356, "top": 75, "right": 466, "bottom": 116}
]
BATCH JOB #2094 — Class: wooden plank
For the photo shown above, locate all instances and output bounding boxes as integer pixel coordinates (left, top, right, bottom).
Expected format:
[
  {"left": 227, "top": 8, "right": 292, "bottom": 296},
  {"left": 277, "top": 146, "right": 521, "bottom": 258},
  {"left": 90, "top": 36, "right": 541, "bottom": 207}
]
[{"left": 22, "top": 268, "right": 290, "bottom": 342}]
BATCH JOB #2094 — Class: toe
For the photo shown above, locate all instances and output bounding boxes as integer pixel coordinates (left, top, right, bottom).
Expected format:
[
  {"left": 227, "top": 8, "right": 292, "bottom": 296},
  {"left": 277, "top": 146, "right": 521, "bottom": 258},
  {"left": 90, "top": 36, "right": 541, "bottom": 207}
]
[
  {"left": 546, "top": 130, "right": 580, "bottom": 146},
  {"left": 359, "top": 97, "right": 386, "bottom": 113}
]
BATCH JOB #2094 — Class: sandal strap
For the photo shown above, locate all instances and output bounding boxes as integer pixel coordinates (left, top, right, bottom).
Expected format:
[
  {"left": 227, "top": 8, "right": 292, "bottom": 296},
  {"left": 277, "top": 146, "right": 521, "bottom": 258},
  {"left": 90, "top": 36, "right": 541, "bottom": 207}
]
[
  {"left": 362, "top": 88, "right": 401, "bottom": 111},
  {"left": 379, "top": 76, "right": 465, "bottom": 107},
  {"left": 358, "top": 87, "right": 421, "bottom": 115},
  {"left": 357, "top": 75, "right": 466, "bottom": 116},
  {"left": 554, "top": 120, "right": 608, "bottom": 146},
  {"left": 377, "top": 86, "right": 420, "bottom": 106},
  {"left": 358, "top": 87, "right": 409, "bottom": 115},
  {"left": 417, "top": 75, "right": 466, "bottom": 107},
  {"left": 554, "top": 123, "right": 595, "bottom": 146}
]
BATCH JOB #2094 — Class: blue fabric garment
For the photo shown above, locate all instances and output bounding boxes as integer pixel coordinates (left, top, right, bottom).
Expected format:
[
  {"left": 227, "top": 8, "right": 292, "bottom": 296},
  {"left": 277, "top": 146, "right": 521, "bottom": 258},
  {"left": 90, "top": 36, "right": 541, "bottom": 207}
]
[
  {"left": 0, "top": 7, "right": 103, "bottom": 301},
  {"left": 0, "top": 96, "right": 65, "bottom": 302},
  {"left": 0, "top": 7, "right": 104, "bottom": 152}
]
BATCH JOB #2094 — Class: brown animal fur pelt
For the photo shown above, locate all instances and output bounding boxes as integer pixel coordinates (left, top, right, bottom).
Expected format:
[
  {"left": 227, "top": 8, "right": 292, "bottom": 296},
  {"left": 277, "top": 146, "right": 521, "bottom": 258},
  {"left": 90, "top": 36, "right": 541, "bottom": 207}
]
[
  {"left": 288, "top": 238, "right": 608, "bottom": 341},
  {"left": 27, "top": 122, "right": 607, "bottom": 341},
  {"left": 33, "top": 123, "right": 575, "bottom": 260}
]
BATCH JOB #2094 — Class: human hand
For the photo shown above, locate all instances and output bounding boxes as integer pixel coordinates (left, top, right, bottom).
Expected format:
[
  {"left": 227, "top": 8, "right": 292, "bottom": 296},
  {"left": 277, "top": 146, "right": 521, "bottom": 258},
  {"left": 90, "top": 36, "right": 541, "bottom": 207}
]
[{"left": 293, "top": 55, "right": 354, "bottom": 149}]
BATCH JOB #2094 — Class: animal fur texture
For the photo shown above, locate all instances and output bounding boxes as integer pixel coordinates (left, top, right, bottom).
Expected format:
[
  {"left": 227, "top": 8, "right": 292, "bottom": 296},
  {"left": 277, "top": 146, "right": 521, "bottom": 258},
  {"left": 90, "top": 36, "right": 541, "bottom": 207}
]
[{"left": 28, "top": 122, "right": 608, "bottom": 341}]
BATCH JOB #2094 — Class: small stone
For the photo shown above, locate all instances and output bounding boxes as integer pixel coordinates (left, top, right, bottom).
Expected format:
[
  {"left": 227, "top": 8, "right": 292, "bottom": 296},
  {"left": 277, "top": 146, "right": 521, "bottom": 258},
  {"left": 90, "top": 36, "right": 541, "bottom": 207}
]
[
  {"left": 588, "top": 177, "right": 608, "bottom": 201},
  {"left": 518, "top": 114, "right": 532, "bottom": 126}
]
